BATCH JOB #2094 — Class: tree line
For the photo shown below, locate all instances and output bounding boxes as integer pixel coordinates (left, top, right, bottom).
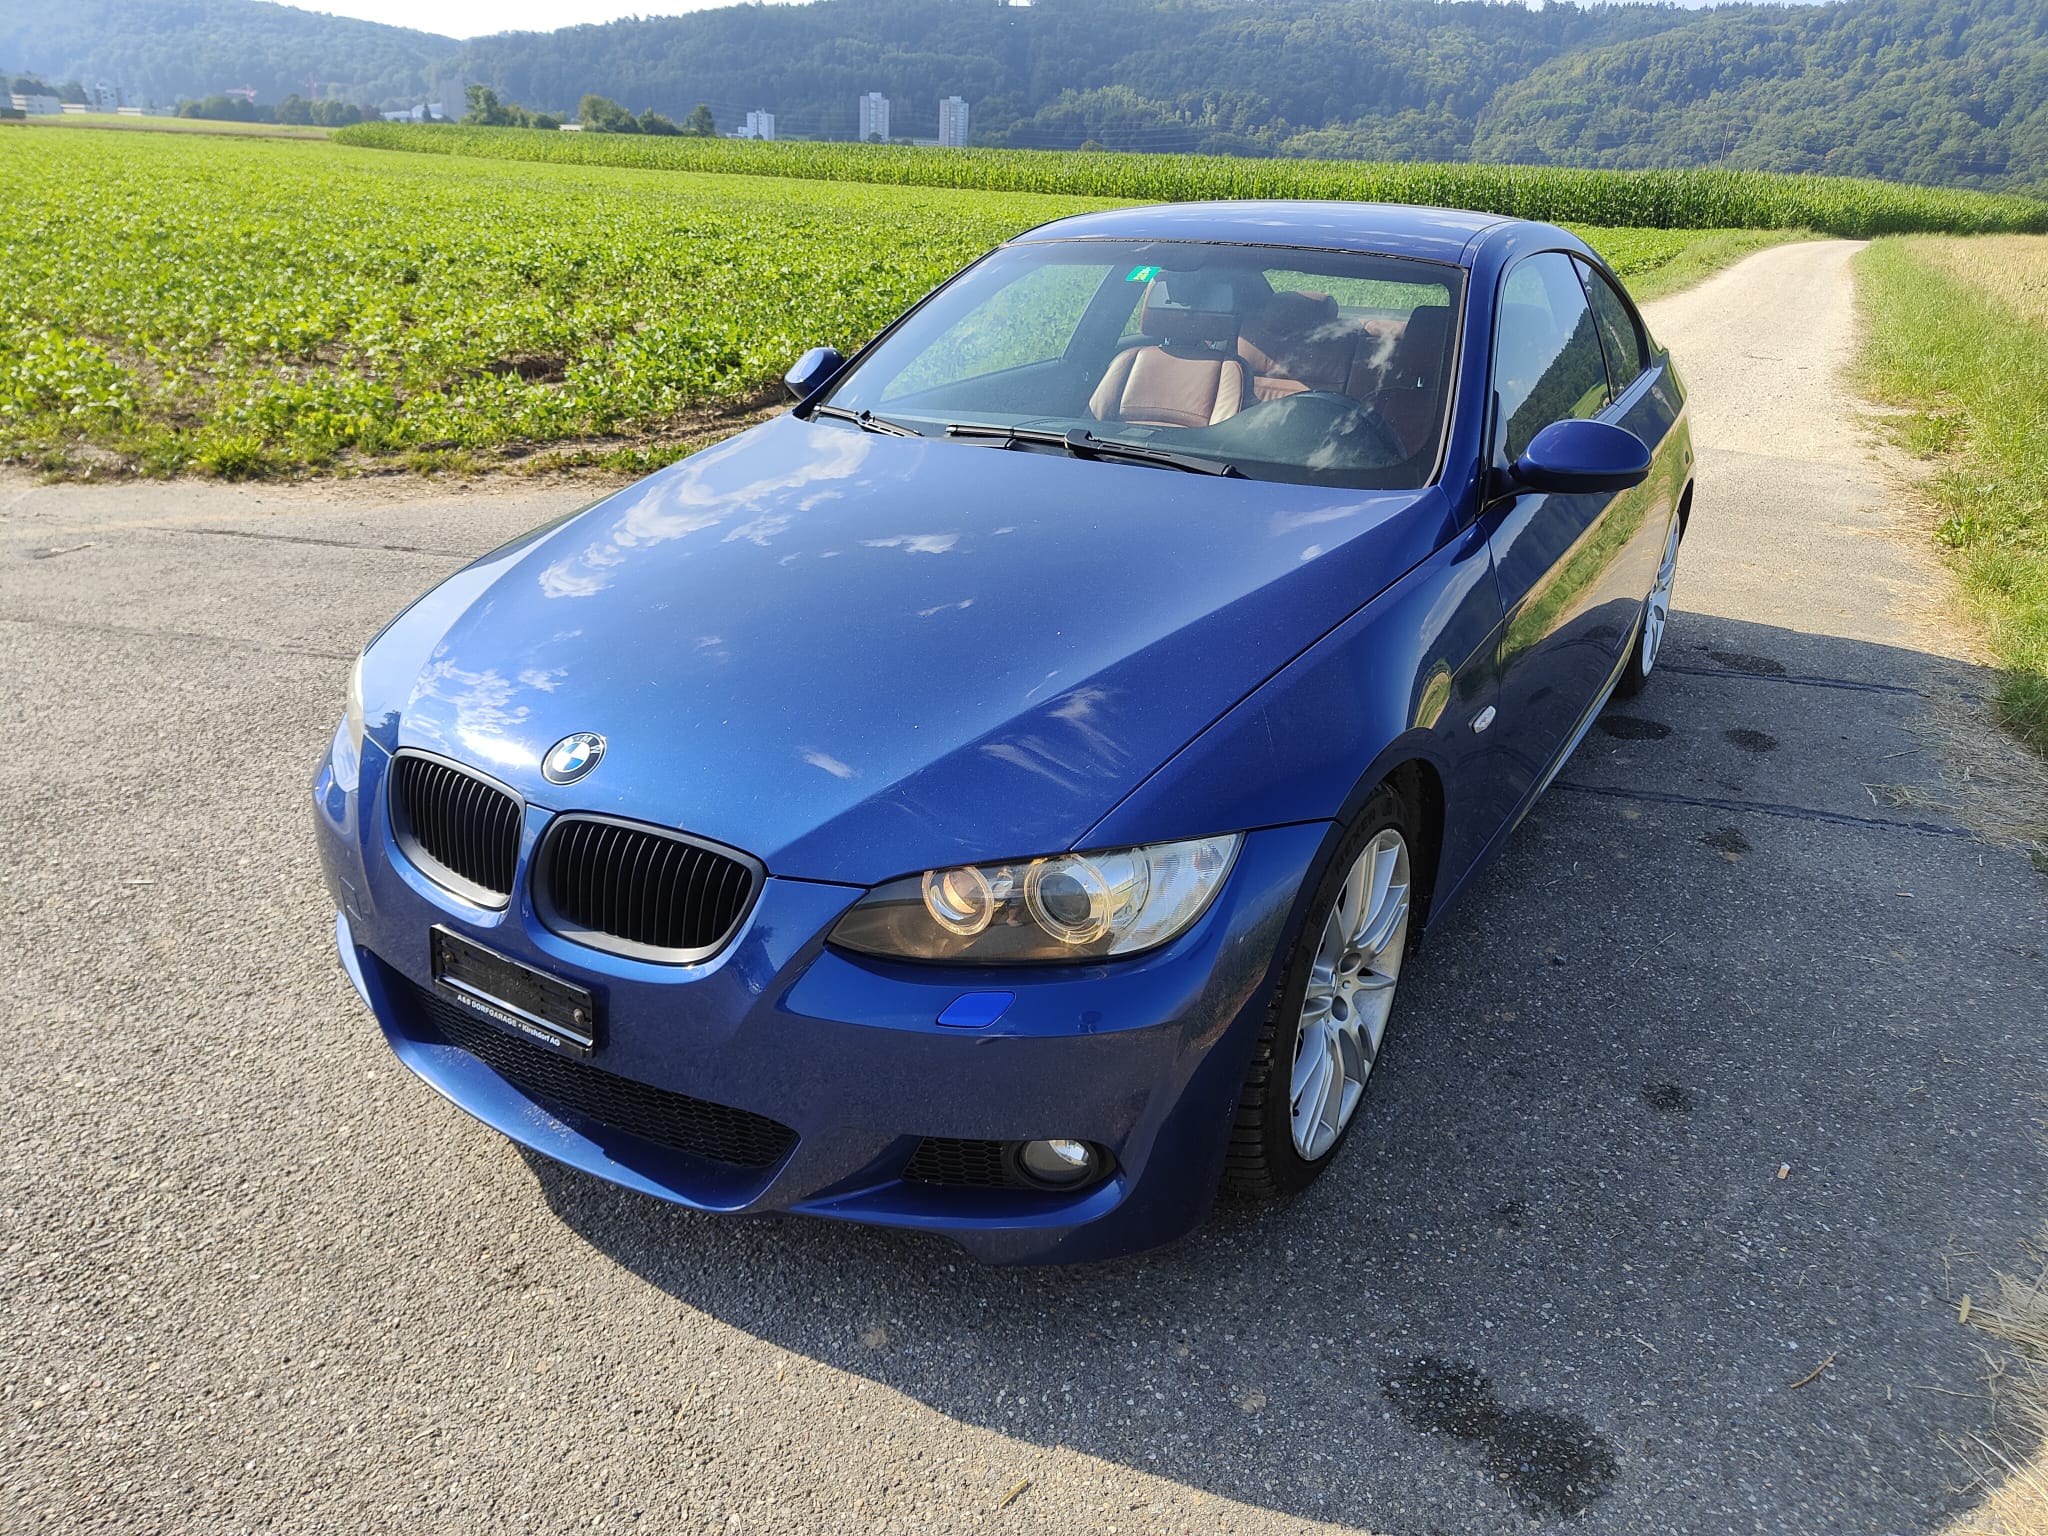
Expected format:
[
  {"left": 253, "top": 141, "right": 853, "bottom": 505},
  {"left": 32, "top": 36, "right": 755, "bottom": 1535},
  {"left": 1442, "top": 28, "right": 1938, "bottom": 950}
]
[
  {"left": 8, "top": 0, "right": 2045, "bottom": 191},
  {"left": 460, "top": 84, "right": 717, "bottom": 136},
  {"left": 446, "top": 0, "right": 2048, "bottom": 191}
]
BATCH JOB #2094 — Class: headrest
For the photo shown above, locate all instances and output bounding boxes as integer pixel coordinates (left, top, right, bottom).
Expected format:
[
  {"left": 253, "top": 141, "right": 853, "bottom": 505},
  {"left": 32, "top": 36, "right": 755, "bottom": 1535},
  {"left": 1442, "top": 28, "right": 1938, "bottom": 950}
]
[
  {"left": 1140, "top": 272, "right": 1241, "bottom": 351},
  {"left": 1239, "top": 290, "right": 1342, "bottom": 378},
  {"left": 1384, "top": 304, "right": 1452, "bottom": 386},
  {"left": 1398, "top": 304, "right": 1451, "bottom": 356}
]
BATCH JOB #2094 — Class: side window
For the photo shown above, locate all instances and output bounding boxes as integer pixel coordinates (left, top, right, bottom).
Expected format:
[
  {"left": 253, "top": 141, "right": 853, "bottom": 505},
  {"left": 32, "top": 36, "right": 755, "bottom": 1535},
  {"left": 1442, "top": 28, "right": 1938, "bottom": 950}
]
[
  {"left": 884, "top": 263, "right": 1111, "bottom": 401},
  {"left": 1493, "top": 252, "right": 1611, "bottom": 463},
  {"left": 1578, "top": 259, "right": 1646, "bottom": 394}
]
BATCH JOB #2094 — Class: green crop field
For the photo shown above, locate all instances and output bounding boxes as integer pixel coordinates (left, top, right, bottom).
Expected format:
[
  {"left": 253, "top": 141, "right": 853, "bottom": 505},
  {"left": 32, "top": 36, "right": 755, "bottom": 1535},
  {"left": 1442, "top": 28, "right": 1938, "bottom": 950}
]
[
  {"left": 0, "top": 127, "right": 1907, "bottom": 479},
  {"left": 340, "top": 124, "right": 2048, "bottom": 238}
]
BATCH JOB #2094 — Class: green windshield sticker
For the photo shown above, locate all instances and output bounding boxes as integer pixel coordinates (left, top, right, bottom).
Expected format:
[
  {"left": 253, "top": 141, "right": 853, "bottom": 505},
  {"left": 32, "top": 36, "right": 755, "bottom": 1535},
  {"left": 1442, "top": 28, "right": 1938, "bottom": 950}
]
[{"left": 1126, "top": 265, "right": 1161, "bottom": 282}]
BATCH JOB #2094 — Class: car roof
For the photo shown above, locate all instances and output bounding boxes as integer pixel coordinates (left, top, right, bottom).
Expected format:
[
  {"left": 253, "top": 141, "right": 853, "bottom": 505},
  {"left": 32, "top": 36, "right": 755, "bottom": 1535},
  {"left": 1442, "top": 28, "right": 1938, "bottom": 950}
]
[{"left": 1009, "top": 201, "right": 1531, "bottom": 266}]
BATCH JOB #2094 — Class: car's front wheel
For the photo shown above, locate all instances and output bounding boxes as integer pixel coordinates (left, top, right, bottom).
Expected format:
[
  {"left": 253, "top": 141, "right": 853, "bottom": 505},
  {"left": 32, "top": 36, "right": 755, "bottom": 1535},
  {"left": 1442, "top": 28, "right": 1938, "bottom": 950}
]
[
  {"left": 1224, "top": 784, "right": 1417, "bottom": 1198},
  {"left": 1613, "top": 511, "right": 1682, "bottom": 699}
]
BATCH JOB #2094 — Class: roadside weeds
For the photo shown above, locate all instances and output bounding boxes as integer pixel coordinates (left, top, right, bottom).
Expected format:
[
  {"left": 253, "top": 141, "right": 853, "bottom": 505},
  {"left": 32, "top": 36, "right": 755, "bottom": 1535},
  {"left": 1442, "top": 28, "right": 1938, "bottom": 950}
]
[{"left": 1952, "top": 1241, "right": 2048, "bottom": 1536}]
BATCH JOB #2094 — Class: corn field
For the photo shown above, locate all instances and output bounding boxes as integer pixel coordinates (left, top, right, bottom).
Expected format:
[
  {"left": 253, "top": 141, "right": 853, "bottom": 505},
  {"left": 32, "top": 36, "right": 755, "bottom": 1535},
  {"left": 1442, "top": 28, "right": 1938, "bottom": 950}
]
[{"left": 337, "top": 124, "right": 2048, "bottom": 237}]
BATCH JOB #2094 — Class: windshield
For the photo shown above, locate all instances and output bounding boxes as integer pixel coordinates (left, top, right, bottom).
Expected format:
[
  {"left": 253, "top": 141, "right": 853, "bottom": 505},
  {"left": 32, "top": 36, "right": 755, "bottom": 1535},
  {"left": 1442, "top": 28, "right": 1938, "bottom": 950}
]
[{"left": 816, "top": 239, "right": 1464, "bottom": 490}]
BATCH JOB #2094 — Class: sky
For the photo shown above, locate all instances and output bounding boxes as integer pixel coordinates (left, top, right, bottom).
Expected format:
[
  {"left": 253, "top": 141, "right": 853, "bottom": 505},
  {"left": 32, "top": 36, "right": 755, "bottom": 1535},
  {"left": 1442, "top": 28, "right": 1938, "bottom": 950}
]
[{"left": 295, "top": 0, "right": 795, "bottom": 38}]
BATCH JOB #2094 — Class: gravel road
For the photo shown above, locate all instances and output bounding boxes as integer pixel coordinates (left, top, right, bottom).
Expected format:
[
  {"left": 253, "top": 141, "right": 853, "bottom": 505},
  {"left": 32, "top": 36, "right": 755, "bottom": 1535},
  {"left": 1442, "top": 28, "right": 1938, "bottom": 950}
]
[{"left": 5, "top": 238, "right": 2046, "bottom": 1536}]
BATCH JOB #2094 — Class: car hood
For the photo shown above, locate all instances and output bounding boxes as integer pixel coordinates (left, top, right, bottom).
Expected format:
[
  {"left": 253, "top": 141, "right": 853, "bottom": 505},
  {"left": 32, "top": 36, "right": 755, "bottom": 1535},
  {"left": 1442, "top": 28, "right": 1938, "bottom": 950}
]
[{"left": 373, "top": 414, "right": 1449, "bottom": 884}]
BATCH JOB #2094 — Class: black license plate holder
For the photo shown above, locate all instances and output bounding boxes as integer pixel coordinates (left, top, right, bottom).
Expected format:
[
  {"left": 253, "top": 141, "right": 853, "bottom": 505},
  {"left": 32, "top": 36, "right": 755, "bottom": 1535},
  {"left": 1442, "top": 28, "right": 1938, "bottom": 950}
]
[{"left": 431, "top": 926, "right": 598, "bottom": 1056}]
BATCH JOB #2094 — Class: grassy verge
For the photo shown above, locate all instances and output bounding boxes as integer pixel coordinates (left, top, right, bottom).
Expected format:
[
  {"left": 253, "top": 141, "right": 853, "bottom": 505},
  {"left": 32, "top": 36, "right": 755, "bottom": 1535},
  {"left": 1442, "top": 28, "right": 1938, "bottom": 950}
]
[
  {"left": 0, "top": 126, "right": 1799, "bottom": 480},
  {"left": 1856, "top": 237, "right": 2048, "bottom": 756}
]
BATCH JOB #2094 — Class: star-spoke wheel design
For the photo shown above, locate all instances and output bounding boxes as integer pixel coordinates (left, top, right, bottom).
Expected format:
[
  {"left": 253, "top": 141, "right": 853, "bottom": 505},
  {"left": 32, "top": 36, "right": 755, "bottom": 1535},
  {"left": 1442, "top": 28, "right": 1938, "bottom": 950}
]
[
  {"left": 1289, "top": 827, "right": 1411, "bottom": 1161},
  {"left": 1640, "top": 516, "right": 1681, "bottom": 677}
]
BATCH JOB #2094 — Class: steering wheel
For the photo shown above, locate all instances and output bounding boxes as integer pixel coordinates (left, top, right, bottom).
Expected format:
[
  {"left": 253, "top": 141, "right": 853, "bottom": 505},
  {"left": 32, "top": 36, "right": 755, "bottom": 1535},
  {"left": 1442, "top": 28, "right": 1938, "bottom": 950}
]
[{"left": 1265, "top": 390, "right": 1407, "bottom": 466}]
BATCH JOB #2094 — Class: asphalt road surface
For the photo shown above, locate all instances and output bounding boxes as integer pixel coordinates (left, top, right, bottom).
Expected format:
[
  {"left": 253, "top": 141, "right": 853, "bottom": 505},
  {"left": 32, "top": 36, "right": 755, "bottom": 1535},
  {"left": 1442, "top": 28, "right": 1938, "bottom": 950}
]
[{"left": 6, "top": 239, "right": 2046, "bottom": 1535}]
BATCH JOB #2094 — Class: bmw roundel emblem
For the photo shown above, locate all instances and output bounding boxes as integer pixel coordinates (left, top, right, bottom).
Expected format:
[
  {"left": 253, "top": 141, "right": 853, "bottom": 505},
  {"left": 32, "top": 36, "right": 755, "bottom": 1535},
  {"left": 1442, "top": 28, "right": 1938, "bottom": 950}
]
[{"left": 542, "top": 732, "right": 606, "bottom": 785}]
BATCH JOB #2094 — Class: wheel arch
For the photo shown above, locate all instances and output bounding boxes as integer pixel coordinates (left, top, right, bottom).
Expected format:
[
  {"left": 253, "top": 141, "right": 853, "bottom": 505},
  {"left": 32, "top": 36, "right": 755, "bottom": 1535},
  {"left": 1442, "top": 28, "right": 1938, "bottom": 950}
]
[
  {"left": 1330, "top": 744, "right": 1449, "bottom": 942},
  {"left": 1387, "top": 757, "right": 1445, "bottom": 937}
]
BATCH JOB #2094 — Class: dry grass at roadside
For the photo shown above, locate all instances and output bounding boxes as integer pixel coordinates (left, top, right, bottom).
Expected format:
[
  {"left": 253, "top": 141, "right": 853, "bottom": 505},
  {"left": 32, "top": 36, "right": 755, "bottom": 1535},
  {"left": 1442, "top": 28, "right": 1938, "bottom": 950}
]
[
  {"left": 1910, "top": 237, "right": 2048, "bottom": 329},
  {"left": 25, "top": 113, "right": 332, "bottom": 140},
  {"left": 1857, "top": 237, "right": 2048, "bottom": 757},
  {"left": 1950, "top": 1244, "right": 2048, "bottom": 1536}
]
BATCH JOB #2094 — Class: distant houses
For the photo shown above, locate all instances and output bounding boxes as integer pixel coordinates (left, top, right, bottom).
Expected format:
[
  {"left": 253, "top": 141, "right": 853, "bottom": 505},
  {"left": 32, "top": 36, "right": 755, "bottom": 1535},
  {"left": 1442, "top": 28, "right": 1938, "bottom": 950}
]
[{"left": 7, "top": 76, "right": 128, "bottom": 114}]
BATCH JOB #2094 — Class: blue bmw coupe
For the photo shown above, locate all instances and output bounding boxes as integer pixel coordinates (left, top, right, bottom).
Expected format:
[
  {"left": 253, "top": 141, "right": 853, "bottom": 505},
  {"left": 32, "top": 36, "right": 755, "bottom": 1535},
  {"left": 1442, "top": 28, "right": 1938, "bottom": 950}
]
[{"left": 313, "top": 201, "right": 1692, "bottom": 1263}]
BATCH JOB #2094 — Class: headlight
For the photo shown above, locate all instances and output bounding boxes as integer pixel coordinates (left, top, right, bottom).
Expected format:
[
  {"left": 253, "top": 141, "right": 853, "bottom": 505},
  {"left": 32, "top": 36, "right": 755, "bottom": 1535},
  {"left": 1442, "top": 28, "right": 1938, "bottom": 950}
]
[
  {"left": 344, "top": 653, "right": 367, "bottom": 754},
  {"left": 831, "top": 835, "right": 1240, "bottom": 963}
]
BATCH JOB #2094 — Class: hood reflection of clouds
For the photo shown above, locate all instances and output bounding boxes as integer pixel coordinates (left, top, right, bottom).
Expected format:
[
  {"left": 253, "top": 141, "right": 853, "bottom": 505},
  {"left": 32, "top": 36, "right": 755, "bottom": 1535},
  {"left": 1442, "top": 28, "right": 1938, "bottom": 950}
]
[
  {"left": 408, "top": 653, "right": 540, "bottom": 772},
  {"left": 540, "top": 428, "right": 873, "bottom": 599}
]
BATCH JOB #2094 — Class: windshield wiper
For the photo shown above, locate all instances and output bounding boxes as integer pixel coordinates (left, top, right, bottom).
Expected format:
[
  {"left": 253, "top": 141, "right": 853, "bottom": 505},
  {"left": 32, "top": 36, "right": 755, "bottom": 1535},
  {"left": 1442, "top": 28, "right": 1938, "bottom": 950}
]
[
  {"left": 810, "top": 403, "right": 922, "bottom": 438},
  {"left": 946, "top": 423, "right": 1241, "bottom": 477}
]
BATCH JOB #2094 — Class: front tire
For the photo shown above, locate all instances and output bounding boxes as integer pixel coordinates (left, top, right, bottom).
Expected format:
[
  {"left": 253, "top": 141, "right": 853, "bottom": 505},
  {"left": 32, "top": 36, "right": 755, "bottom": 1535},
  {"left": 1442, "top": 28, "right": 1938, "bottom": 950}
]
[
  {"left": 1224, "top": 784, "right": 1417, "bottom": 1199},
  {"left": 1613, "top": 512, "right": 1682, "bottom": 700}
]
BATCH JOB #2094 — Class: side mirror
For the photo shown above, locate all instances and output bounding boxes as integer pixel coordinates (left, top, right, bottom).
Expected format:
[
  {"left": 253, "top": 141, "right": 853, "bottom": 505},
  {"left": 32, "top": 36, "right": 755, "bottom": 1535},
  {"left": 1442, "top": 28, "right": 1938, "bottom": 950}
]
[
  {"left": 1511, "top": 419, "right": 1652, "bottom": 495},
  {"left": 783, "top": 346, "right": 845, "bottom": 403}
]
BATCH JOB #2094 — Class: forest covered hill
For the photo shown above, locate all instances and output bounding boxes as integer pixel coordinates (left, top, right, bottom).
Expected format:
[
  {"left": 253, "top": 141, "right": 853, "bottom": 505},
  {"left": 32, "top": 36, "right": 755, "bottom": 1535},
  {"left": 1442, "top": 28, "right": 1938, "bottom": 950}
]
[{"left": 5, "top": 0, "right": 2044, "bottom": 191}]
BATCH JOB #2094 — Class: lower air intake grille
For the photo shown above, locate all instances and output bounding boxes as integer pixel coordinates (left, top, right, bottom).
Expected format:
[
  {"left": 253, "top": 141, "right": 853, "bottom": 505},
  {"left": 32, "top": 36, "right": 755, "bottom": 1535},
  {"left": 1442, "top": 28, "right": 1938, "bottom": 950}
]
[
  {"left": 389, "top": 752, "right": 522, "bottom": 907},
  {"left": 902, "top": 1137, "right": 1031, "bottom": 1190},
  {"left": 539, "top": 816, "right": 760, "bottom": 963},
  {"left": 407, "top": 980, "right": 798, "bottom": 1170}
]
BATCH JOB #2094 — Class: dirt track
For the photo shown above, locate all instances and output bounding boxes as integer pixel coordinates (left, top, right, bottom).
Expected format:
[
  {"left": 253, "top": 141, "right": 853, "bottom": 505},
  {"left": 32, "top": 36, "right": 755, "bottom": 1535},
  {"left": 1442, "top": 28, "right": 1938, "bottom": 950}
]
[{"left": 4, "top": 240, "right": 2045, "bottom": 1535}]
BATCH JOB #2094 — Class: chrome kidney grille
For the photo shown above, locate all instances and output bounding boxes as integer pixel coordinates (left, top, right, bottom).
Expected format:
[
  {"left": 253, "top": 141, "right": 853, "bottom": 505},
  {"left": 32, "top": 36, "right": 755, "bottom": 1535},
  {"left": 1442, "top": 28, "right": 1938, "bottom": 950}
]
[
  {"left": 537, "top": 815, "right": 761, "bottom": 963},
  {"left": 389, "top": 751, "right": 522, "bottom": 907}
]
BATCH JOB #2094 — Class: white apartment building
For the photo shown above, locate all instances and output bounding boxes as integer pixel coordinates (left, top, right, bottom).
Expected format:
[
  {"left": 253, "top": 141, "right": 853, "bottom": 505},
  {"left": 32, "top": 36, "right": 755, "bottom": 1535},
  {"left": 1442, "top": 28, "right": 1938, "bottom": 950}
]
[
  {"left": 938, "top": 95, "right": 970, "bottom": 148},
  {"left": 858, "top": 91, "right": 890, "bottom": 142}
]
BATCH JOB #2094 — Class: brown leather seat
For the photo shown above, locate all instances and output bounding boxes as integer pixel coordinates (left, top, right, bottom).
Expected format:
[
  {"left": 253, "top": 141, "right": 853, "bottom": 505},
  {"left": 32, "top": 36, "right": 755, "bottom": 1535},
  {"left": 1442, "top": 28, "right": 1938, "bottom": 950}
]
[
  {"left": 1090, "top": 282, "right": 1250, "bottom": 429},
  {"left": 1237, "top": 290, "right": 1354, "bottom": 401},
  {"left": 1361, "top": 304, "right": 1451, "bottom": 457}
]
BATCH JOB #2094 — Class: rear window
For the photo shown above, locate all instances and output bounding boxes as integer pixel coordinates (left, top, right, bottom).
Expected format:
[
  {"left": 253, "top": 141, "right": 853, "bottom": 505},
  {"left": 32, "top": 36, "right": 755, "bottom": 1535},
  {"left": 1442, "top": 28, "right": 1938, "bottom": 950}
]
[
  {"left": 820, "top": 239, "right": 1466, "bottom": 491},
  {"left": 1578, "top": 258, "right": 1647, "bottom": 392}
]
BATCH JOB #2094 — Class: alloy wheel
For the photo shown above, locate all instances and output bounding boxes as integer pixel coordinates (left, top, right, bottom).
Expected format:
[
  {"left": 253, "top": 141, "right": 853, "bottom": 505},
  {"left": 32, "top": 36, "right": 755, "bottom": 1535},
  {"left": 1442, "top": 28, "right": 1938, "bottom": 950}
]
[
  {"left": 1641, "top": 517, "right": 1682, "bottom": 676},
  {"left": 1290, "top": 828, "right": 1411, "bottom": 1160}
]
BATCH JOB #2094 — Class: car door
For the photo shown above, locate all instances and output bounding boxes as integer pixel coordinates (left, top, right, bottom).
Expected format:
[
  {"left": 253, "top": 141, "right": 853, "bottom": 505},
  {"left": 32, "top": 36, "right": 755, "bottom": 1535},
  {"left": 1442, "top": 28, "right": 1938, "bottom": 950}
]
[{"left": 1481, "top": 251, "right": 1642, "bottom": 811}]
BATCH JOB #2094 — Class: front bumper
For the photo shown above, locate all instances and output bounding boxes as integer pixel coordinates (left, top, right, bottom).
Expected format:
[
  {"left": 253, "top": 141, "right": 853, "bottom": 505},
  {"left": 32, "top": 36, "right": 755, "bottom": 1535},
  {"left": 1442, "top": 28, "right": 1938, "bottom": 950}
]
[{"left": 314, "top": 730, "right": 1325, "bottom": 1263}]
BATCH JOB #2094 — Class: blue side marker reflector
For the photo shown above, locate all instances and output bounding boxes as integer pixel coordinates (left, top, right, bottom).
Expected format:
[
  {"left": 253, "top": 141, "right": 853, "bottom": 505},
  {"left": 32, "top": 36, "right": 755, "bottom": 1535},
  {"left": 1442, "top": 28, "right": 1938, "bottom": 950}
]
[{"left": 937, "top": 991, "right": 1014, "bottom": 1029}]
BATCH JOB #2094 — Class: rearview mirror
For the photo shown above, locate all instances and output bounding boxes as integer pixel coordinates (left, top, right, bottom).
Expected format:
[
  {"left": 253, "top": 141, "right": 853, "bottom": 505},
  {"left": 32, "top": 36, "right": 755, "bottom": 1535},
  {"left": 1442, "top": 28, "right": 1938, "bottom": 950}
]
[
  {"left": 1511, "top": 419, "right": 1652, "bottom": 495},
  {"left": 783, "top": 346, "right": 845, "bottom": 403}
]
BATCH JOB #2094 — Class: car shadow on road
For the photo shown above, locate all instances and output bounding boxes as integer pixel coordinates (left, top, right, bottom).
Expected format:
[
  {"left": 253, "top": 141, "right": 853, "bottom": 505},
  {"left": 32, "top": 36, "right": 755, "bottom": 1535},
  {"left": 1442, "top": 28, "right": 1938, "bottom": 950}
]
[{"left": 520, "top": 612, "right": 2047, "bottom": 1535}]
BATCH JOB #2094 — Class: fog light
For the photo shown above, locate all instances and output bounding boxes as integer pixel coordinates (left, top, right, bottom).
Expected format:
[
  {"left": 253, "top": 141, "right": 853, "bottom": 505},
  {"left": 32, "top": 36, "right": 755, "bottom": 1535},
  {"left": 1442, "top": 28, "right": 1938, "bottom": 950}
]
[{"left": 1016, "top": 1138, "right": 1099, "bottom": 1189}]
